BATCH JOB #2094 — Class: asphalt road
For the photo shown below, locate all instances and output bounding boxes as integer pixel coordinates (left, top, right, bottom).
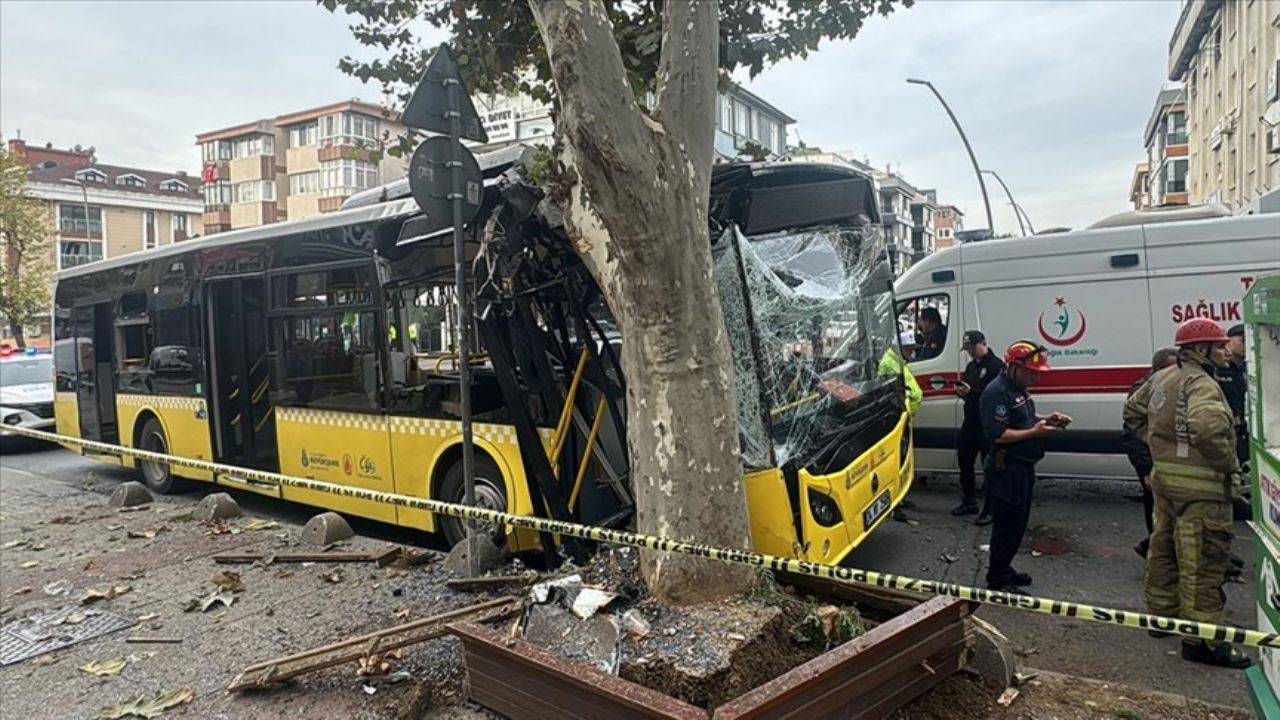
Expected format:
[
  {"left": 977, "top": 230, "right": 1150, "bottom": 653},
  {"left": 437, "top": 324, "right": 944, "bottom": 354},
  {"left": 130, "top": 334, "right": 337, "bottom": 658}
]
[{"left": 0, "top": 439, "right": 1259, "bottom": 709}]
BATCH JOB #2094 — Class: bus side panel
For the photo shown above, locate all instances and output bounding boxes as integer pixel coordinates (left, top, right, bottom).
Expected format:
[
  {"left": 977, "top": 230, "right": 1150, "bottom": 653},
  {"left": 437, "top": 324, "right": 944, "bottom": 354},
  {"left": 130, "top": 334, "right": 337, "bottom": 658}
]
[
  {"left": 744, "top": 468, "right": 799, "bottom": 558},
  {"left": 53, "top": 392, "right": 81, "bottom": 449},
  {"left": 275, "top": 407, "right": 397, "bottom": 524},
  {"left": 114, "top": 394, "right": 215, "bottom": 481}
]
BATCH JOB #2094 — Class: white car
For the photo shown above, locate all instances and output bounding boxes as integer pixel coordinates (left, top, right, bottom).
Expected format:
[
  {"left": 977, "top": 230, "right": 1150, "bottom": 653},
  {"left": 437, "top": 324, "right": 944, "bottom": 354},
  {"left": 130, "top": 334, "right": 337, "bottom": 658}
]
[{"left": 0, "top": 353, "right": 55, "bottom": 436}]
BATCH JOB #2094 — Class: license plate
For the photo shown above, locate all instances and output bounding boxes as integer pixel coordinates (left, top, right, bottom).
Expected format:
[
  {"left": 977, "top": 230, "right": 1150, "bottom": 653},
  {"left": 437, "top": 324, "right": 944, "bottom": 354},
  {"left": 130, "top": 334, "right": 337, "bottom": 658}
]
[{"left": 863, "top": 490, "right": 892, "bottom": 530}]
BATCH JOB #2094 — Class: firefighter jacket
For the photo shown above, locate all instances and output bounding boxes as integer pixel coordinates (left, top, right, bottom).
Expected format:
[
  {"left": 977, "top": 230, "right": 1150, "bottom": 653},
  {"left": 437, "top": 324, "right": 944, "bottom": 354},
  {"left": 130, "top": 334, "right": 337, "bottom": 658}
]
[{"left": 1123, "top": 347, "right": 1239, "bottom": 501}]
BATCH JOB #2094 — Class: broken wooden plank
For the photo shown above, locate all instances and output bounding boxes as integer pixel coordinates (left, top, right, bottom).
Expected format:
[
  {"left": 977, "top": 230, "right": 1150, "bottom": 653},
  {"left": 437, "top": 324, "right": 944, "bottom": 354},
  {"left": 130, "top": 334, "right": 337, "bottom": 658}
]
[
  {"left": 445, "top": 573, "right": 539, "bottom": 592},
  {"left": 213, "top": 546, "right": 401, "bottom": 567},
  {"left": 227, "top": 596, "right": 524, "bottom": 693}
]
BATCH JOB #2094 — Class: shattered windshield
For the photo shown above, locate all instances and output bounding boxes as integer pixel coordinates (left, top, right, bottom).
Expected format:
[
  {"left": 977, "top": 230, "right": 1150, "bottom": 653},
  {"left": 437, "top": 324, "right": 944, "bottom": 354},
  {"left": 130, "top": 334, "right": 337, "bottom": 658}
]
[{"left": 715, "top": 224, "right": 899, "bottom": 469}]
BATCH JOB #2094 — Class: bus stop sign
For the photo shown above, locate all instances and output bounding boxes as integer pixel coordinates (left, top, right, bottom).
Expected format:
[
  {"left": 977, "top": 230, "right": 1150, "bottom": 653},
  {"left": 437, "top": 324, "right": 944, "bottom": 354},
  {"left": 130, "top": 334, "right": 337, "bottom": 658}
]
[{"left": 408, "top": 135, "right": 482, "bottom": 225}]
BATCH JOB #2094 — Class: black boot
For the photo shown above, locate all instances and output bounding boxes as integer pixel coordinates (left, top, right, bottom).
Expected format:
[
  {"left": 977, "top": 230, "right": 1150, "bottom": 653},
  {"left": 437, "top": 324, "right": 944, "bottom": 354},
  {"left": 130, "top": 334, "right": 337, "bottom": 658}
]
[
  {"left": 975, "top": 511, "right": 993, "bottom": 526},
  {"left": 1008, "top": 569, "right": 1033, "bottom": 586},
  {"left": 1133, "top": 537, "right": 1150, "bottom": 558},
  {"left": 952, "top": 500, "right": 979, "bottom": 516},
  {"left": 1180, "top": 642, "right": 1253, "bottom": 669}
]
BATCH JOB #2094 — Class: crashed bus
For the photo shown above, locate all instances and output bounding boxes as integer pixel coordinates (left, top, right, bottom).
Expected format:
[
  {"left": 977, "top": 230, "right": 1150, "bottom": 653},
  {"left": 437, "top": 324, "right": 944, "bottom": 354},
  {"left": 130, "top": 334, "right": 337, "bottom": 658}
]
[{"left": 51, "top": 150, "right": 912, "bottom": 565}]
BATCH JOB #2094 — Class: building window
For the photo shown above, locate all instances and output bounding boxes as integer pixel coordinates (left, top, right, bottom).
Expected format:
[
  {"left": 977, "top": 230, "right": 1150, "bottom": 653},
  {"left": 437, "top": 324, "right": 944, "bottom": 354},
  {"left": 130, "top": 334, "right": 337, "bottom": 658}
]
[
  {"left": 289, "top": 171, "right": 321, "bottom": 195},
  {"left": 319, "top": 159, "right": 377, "bottom": 197},
  {"left": 159, "top": 179, "right": 188, "bottom": 192},
  {"left": 58, "top": 203, "right": 103, "bottom": 237},
  {"left": 1165, "top": 158, "right": 1189, "bottom": 194},
  {"left": 144, "top": 211, "right": 157, "bottom": 250},
  {"left": 1165, "top": 112, "right": 1187, "bottom": 145},
  {"left": 289, "top": 122, "right": 319, "bottom": 148},
  {"left": 733, "top": 100, "right": 750, "bottom": 138},
  {"left": 754, "top": 115, "right": 773, "bottom": 146},
  {"left": 74, "top": 168, "right": 106, "bottom": 183},
  {"left": 320, "top": 112, "right": 379, "bottom": 148},
  {"left": 171, "top": 214, "right": 189, "bottom": 242},
  {"left": 203, "top": 182, "right": 232, "bottom": 207},
  {"left": 717, "top": 94, "right": 732, "bottom": 132},
  {"left": 201, "top": 141, "right": 232, "bottom": 163},
  {"left": 116, "top": 174, "right": 147, "bottom": 189},
  {"left": 230, "top": 134, "right": 274, "bottom": 159},
  {"left": 233, "top": 180, "right": 276, "bottom": 203}
]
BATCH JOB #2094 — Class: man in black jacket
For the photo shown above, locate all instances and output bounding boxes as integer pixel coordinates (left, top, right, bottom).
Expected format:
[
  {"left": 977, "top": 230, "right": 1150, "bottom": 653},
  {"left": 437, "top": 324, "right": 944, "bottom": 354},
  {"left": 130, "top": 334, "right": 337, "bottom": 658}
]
[
  {"left": 1120, "top": 347, "right": 1177, "bottom": 557},
  {"left": 952, "top": 330, "right": 1004, "bottom": 522}
]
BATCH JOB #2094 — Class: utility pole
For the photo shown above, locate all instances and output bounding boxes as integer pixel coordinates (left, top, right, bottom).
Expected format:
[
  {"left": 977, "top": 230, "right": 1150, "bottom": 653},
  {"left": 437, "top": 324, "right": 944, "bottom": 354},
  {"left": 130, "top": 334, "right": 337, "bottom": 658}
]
[
  {"left": 907, "top": 78, "right": 994, "bottom": 235},
  {"left": 981, "top": 169, "right": 1035, "bottom": 236}
]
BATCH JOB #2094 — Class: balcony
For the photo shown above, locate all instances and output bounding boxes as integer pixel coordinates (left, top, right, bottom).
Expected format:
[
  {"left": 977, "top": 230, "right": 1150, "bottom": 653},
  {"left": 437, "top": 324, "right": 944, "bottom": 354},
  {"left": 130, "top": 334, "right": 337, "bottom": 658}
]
[
  {"left": 1168, "top": 0, "right": 1222, "bottom": 81},
  {"left": 318, "top": 143, "right": 375, "bottom": 163},
  {"left": 203, "top": 206, "right": 231, "bottom": 227},
  {"left": 57, "top": 220, "right": 103, "bottom": 240}
]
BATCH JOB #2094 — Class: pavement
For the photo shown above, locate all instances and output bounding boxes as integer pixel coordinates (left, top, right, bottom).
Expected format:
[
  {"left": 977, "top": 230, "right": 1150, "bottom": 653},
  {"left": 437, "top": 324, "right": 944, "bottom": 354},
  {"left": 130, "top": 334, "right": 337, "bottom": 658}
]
[
  {"left": 0, "top": 439, "right": 1260, "bottom": 716},
  {"left": 851, "top": 471, "right": 1258, "bottom": 710}
]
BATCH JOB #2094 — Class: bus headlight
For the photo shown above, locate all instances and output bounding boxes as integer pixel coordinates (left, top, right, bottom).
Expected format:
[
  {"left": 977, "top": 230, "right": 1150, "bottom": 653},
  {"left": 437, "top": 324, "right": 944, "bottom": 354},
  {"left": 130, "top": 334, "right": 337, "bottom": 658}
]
[
  {"left": 808, "top": 489, "right": 842, "bottom": 527},
  {"left": 899, "top": 423, "right": 912, "bottom": 465}
]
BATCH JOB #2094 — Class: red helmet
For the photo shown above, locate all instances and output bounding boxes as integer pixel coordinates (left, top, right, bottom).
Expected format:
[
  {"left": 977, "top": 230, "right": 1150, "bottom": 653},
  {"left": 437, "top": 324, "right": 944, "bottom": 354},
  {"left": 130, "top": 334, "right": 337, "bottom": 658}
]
[
  {"left": 1005, "top": 340, "right": 1051, "bottom": 372},
  {"left": 1174, "top": 318, "right": 1229, "bottom": 347}
]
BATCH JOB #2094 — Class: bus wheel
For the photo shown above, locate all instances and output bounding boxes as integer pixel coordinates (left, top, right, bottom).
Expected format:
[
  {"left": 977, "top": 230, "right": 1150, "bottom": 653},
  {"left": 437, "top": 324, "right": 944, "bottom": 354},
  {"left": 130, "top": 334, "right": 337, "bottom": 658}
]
[
  {"left": 439, "top": 455, "right": 507, "bottom": 549},
  {"left": 138, "top": 418, "right": 178, "bottom": 494}
]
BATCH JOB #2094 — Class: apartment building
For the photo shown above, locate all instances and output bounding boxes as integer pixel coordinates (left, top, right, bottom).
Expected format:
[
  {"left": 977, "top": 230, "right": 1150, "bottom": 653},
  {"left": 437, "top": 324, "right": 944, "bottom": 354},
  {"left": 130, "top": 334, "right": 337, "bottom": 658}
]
[
  {"left": 474, "top": 82, "right": 795, "bottom": 161},
  {"left": 4, "top": 139, "right": 203, "bottom": 348},
  {"left": 1167, "top": 0, "right": 1280, "bottom": 211},
  {"left": 196, "top": 100, "right": 408, "bottom": 235},
  {"left": 933, "top": 204, "right": 964, "bottom": 250},
  {"left": 1133, "top": 86, "right": 1190, "bottom": 209},
  {"left": 909, "top": 189, "right": 937, "bottom": 264}
]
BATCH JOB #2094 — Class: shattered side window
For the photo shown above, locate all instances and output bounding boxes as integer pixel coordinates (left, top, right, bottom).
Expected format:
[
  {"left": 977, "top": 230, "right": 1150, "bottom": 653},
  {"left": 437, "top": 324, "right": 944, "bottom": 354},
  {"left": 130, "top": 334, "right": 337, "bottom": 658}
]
[{"left": 714, "top": 223, "right": 898, "bottom": 469}]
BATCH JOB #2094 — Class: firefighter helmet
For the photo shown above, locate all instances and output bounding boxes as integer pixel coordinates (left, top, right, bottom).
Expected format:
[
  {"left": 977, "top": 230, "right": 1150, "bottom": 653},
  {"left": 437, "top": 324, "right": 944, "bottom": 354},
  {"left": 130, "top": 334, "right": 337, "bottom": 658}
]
[
  {"left": 1004, "top": 340, "right": 1051, "bottom": 372},
  {"left": 1174, "top": 318, "right": 1229, "bottom": 347}
]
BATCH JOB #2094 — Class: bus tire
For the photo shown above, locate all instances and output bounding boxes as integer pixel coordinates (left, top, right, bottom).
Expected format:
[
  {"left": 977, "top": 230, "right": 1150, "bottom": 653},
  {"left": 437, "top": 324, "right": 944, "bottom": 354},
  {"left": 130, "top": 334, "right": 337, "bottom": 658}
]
[
  {"left": 438, "top": 454, "right": 507, "bottom": 549},
  {"left": 137, "top": 417, "right": 180, "bottom": 495}
]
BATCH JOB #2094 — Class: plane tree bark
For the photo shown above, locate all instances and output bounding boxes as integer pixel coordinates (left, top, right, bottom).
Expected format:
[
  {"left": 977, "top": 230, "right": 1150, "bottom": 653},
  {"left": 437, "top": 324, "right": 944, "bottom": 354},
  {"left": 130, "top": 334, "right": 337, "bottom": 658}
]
[{"left": 527, "top": 0, "right": 755, "bottom": 603}]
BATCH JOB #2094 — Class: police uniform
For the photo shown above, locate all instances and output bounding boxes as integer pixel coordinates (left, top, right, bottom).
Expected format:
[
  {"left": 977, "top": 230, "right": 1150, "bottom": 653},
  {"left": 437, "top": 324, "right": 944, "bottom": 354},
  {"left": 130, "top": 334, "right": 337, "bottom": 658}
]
[
  {"left": 957, "top": 332, "right": 1005, "bottom": 513},
  {"left": 979, "top": 371, "right": 1044, "bottom": 589}
]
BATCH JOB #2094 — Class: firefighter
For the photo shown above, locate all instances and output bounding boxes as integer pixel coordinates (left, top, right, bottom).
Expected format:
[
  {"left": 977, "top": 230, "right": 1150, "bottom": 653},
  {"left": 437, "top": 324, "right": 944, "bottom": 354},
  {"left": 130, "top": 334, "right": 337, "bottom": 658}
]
[
  {"left": 952, "top": 330, "right": 1004, "bottom": 522},
  {"left": 979, "top": 340, "right": 1070, "bottom": 592},
  {"left": 1123, "top": 318, "right": 1251, "bottom": 669}
]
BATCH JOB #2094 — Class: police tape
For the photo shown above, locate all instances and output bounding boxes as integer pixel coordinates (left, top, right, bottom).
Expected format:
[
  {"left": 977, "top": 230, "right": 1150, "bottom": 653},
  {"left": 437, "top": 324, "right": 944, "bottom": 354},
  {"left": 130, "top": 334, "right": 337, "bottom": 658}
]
[{"left": 7, "top": 424, "right": 1277, "bottom": 650}]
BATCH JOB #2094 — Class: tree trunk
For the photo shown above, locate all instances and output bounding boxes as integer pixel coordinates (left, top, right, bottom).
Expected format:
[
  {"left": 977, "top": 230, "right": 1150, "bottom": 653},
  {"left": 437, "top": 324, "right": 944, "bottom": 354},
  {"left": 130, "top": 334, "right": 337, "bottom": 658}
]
[
  {"left": 529, "top": 0, "right": 756, "bottom": 604},
  {"left": 10, "top": 319, "right": 25, "bottom": 350}
]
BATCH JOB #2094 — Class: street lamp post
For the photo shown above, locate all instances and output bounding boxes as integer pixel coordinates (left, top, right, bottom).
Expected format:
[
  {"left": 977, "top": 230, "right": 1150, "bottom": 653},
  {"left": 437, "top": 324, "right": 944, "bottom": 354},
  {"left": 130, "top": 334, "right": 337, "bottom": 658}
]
[
  {"left": 981, "top": 169, "right": 1036, "bottom": 236},
  {"left": 906, "top": 78, "right": 994, "bottom": 235}
]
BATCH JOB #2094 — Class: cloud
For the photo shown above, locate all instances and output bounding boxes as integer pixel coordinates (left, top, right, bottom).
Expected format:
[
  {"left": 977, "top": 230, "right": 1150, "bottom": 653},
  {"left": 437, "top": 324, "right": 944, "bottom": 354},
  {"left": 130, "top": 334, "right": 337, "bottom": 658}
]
[{"left": 3, "top": 0, "right": 1178, "bottom": 231}]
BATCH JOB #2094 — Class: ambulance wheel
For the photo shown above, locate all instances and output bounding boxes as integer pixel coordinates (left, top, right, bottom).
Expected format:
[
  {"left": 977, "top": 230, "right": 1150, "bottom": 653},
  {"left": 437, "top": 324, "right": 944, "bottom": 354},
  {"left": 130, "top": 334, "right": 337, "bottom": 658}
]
[
  {"left": 138, "top": 417, "right": 179, "bottom": 494},
  {"left": 439, "top": 455, "right": 508, "bottom": 549}
]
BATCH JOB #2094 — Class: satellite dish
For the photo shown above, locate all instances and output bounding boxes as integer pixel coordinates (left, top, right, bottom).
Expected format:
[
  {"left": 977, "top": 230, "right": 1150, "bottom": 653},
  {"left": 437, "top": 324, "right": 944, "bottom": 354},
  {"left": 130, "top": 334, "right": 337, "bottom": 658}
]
[
  {"left": 401, "top": 44, "right": 489, "bottom": 143},
  {"left": 408, "top": 136, "right": 482, "bottom": 225}
]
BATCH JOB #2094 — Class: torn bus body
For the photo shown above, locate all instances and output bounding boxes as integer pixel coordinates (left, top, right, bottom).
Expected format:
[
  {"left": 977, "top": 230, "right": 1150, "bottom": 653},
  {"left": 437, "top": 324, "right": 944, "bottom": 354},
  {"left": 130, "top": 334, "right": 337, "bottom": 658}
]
[{"left": 449, "top": 158, "right": 912, "bottom": 564}]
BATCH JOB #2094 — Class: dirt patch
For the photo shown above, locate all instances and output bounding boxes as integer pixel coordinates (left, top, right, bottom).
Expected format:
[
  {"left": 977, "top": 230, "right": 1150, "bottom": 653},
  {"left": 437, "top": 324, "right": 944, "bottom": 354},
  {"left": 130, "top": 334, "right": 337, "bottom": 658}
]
[{"left": 894, "top": 669, "right": 1250, "bottom": 720}]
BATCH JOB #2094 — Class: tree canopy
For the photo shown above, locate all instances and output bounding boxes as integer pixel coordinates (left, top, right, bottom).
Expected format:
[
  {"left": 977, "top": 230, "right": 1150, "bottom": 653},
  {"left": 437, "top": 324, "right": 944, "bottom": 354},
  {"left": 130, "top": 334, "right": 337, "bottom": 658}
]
[{"left": 0, "top": 141, "right": 53, "bottom": 347}]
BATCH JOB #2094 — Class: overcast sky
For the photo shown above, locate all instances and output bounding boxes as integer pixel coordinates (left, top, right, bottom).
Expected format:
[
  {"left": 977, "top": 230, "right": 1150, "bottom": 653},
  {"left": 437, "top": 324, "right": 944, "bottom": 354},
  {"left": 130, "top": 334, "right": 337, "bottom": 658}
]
[{"left": 1, "top": 0, "right": 1181, "bottom": 232}]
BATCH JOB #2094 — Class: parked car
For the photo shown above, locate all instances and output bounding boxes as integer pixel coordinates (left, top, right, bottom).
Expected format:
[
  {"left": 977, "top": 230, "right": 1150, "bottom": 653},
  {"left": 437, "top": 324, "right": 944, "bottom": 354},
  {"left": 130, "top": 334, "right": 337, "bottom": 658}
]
[{"left": 1, "top": 351, "right": 56, "bottom": 437}]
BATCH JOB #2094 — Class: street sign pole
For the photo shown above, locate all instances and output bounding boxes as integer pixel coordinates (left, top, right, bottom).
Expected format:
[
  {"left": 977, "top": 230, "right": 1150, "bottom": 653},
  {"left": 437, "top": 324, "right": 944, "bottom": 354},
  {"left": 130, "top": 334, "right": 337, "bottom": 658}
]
[{"left": 445, "top": 76, "right": 478, "bottom": 574}]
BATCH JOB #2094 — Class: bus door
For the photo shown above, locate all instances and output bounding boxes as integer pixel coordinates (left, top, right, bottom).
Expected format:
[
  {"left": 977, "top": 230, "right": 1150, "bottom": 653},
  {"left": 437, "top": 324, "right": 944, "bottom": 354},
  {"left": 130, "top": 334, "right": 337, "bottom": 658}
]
[
  {"left": 207, "top": 278, "right": 277, "bottom": 473},
  {"left": 74, "top": 302, "right": 119, "bottom": 444}
]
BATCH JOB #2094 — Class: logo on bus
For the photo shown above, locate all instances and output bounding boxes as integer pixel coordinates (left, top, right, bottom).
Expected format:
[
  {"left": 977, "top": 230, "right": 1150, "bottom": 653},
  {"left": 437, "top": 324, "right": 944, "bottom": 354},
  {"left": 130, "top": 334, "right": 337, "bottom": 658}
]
[
  {"left": 359, "top": 455, "right": 377, "bottom": 476},
  {"left": 1038, "top": 296, "right": 1087, "bottom": 347},
  {"left": 342, "top": 454, "right": 354, "bottom": 476},
  {"left": 300, "top": 449, "right": 310, "bottom": 468}
]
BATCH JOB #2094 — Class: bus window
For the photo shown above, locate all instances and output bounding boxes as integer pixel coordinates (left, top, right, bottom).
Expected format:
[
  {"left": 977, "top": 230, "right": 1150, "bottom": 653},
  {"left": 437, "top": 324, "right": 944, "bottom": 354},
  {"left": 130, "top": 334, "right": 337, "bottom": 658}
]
[
  {"left": 895, "top": 294, "right": 950, "bottom": 363},
  {"left": 269, "top": 266, "right": 380, "bottom": 412},
  {"left": 117, "top": 291, "right": 152, "bottom": 392}
]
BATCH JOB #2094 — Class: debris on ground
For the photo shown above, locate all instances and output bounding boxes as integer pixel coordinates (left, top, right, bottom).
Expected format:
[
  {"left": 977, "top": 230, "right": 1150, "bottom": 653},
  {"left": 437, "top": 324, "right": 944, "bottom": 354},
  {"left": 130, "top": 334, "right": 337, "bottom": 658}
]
[
  {"left": 99, "top": 688, "right": 194, "bottom": 719},
  {"left": 80, "top": 656, "right": 127, "bottom": 676},
  {"left": 80, "top": 585, "right": 132, "bottom": 604}
]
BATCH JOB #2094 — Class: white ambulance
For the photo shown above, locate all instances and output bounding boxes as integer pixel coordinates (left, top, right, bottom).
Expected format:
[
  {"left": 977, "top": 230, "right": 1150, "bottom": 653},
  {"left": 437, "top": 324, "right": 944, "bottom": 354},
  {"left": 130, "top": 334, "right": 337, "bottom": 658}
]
[{"left": 894, "top": 206, "right": 1280, "bottom": 479}]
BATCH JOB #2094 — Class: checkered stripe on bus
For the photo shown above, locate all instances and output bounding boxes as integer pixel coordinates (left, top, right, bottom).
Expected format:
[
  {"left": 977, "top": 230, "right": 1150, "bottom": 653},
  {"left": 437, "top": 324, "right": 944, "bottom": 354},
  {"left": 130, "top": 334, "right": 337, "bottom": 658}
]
[
  {"left": 116, "top": 394, "right": 206, "bottom": 412},
  {"left": 276, "top": 407, "right": 388, "bottom": 432}
]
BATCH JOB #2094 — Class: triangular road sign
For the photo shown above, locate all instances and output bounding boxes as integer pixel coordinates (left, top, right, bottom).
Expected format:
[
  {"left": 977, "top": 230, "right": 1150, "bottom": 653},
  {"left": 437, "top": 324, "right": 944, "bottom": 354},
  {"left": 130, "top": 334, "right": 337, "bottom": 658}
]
[{"left": 401, "top": 43, "right": 489, "bottom": 143}]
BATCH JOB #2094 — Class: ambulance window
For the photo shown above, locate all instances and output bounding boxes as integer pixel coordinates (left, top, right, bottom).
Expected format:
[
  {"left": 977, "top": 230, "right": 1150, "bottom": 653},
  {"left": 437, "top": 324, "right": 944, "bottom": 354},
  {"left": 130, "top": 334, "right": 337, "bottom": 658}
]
[{"left": 895, "top": 295, "right": 950, "bottom": 363}]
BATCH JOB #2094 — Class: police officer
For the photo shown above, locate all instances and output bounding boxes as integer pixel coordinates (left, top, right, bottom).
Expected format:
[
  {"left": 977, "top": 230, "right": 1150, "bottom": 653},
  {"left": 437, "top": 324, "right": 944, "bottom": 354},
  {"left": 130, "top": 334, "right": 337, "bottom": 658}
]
[
  {"left": 952, "top": 330, "right": 1004, "bottom": 522},
  {"left": 980, "top": 341, "right": 1070, "bottom": 592},
  {"left": 1123, "top": 318, "right": 1251, "bottom": 669},
  {"left": 915, "top": 307, "right": 946, "bottom": 361}
]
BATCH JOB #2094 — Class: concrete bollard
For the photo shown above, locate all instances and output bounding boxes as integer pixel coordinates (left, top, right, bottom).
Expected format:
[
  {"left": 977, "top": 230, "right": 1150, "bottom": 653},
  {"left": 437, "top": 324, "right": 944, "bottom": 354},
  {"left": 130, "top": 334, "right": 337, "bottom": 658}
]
[
  {"left": 301, "top": 511, "right": 354, "bottom": 546},
  {"left": 195, "top": 492, "right": 243, "bottom": 522},
  {"left": 108, "top": 481, "right": 153, "bottom": 509}
]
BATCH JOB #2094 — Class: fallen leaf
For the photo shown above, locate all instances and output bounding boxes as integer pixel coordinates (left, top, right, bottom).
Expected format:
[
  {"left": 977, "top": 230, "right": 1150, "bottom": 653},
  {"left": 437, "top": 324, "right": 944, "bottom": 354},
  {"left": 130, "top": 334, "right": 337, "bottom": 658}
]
[
  {"left": 393, "top": 608, "right": 411, "bottom": 620},
  {"left": 29, "top": 542, "right": 46, "bottom": 551},
  {"left": 205, "top": 522, "right": 239, "bottom": 536},
  {"left": 10, "top": 586, "right": 32, "bottom": 596},
  {"left": 126, "top": 528, "right": 163, "bottom": 540},
  {"left": 55, "top": 611, "right": 88, "bottom": 626},
  {"left": 242, "top": 518, "right": 278, "bottom": 531},
  {"left": 1, "top": 539, "right": 29, "bottom": 549},
  {"left": 30, "top": 655, "right": 59, "bottom": 667},
  {"left": 43, "top": 580, "right": 71, "bottom": 596},
  {"left": 81, "top": 585, "right": 132, "bottom": 604},
  {"left": 211, "top": 570, "right": 245, "bottom": 594},
  {"left": 997, "top": 687, "right": 1020, "bottom": 706},
  {"left": 81, "top": 657, "right": 128, "bottom": 676},
  {"left": 275, "top": 570, "right": 294, "bottom": 579},
  {"left": 321, "top": 569, "right": 343, "bottom": 584},
  {"left": 137, "top": 613, "right": 159, "bottom": 621},
  {"left": 20, "top": 560, "right": 39, "bottom": 569},
  {"left": 100, "top": 688, "right": 194, "bottom": 719},
  {"left": 357, "top": 649, "right": 402, "bottom": 677}
]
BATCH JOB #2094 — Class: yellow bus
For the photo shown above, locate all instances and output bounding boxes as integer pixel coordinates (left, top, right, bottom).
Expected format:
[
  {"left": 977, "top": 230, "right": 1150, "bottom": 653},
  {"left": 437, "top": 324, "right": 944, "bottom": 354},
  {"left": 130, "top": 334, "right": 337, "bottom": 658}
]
[{"left": 52, "top": 156, "right": 912, "bottom": 566}]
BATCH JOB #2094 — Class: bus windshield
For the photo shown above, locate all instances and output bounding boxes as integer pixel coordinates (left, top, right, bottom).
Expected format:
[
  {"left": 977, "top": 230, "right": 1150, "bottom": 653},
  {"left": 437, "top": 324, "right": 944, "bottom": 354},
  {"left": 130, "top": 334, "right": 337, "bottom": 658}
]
[{"left": 716, "top": 223, "right": 898, "bottom": 469}]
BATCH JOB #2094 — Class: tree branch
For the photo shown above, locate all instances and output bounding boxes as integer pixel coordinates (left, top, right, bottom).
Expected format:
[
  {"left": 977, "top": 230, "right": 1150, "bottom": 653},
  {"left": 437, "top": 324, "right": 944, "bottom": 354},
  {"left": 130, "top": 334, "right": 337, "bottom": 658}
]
[{"left": 653, "top": 0, "right": 718, "bottom": 177}]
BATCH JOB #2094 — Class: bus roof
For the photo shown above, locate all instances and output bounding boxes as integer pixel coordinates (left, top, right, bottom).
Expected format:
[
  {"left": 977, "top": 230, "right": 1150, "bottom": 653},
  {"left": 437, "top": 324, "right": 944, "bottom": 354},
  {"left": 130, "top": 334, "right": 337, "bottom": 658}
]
[{"left": 56, "top": 197, "right": 420, "bottom": 282}]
